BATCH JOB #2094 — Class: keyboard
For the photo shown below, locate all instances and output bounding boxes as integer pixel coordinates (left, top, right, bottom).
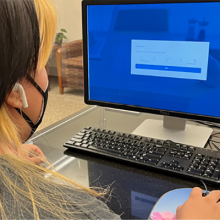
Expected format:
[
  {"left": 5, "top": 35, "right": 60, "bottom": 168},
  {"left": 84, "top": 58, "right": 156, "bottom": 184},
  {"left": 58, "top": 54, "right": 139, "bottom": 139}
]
[{"left": 63, "top": 127, "right": 220, "bottom": 185}]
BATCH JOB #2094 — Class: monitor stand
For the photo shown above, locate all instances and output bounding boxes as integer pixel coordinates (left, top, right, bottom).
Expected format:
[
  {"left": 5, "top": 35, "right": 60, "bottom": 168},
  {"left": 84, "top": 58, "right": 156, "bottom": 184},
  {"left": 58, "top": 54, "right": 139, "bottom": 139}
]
[{"left": 132, "top": 116, "right": 213, "bottom": 148}]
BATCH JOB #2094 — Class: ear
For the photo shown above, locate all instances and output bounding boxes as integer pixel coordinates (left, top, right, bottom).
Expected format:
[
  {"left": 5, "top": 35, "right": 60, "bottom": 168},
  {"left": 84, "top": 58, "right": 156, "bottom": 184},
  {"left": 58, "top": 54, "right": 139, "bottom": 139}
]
[{"left": 5, "top": 90, "right": 23, "bottom": 109}]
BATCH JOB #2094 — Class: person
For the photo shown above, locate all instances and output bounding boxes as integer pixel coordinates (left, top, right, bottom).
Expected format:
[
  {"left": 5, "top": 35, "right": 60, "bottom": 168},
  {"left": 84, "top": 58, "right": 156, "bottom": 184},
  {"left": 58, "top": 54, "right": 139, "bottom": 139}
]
[
  {"left": 1, "top": 0, "right": 220, "bottom": 220},
  {"left": 176, "top": 187, "right": 220, "bottom": 219},
  {"left": 0, "top": 0, "right": 120, "bottom": 219}
]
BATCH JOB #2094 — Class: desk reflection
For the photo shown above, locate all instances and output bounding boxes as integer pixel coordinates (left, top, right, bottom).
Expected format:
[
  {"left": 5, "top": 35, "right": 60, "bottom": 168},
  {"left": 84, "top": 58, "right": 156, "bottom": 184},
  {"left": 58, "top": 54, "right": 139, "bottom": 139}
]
[{"left": 64, "top": 149, "right": 199, "bottom": 219}]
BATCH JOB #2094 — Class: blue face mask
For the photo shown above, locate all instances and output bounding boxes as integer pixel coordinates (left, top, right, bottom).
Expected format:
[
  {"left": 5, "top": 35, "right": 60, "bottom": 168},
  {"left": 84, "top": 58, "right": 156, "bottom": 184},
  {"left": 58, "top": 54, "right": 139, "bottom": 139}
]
[{"left": 15, "top": 75, "right": 48, "bottom": 139}]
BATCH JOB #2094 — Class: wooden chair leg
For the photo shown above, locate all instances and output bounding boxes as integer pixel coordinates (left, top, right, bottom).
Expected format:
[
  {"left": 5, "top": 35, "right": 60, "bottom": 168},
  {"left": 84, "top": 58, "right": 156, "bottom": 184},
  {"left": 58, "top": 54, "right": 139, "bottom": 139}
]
[
  {"left": 59, "top": 81, "right": 64, "bottom": 94},
  {"left": 56, "top": 49, "right": 64, "bottom": 94}
]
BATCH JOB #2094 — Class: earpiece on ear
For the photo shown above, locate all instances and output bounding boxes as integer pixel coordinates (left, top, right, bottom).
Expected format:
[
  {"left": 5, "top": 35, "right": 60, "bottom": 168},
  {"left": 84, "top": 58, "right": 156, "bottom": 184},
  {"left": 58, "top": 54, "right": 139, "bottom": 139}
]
[{"left": 13, "top": 83, "right": 28, "bottom": 108}]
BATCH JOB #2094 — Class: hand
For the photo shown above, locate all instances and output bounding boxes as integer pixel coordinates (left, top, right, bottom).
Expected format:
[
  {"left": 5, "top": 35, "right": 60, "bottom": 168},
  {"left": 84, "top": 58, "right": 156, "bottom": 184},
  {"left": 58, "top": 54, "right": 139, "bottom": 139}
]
[
  {"left": 21, "top": 144, "right": 46, "bottom": 164},
  {"left": 176, "top": 187, "right": 220, "bottom": 219}
]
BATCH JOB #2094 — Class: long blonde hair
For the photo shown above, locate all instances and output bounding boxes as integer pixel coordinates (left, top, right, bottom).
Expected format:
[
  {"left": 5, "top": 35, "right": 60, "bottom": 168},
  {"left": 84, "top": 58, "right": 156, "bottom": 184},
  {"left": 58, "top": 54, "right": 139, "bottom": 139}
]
[
  {"left": 0, "top": 0, "right": 103, "bottom": 219},
  {"left": 34, "top": 0, "right": 57, "bottom": 70}
]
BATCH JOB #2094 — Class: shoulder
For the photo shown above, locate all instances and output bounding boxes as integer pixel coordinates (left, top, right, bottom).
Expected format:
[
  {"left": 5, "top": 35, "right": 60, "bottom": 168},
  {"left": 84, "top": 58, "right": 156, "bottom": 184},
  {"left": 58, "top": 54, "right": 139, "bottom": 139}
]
[{"left": 0, "top": 157, "right": 121, "bottom": 220}]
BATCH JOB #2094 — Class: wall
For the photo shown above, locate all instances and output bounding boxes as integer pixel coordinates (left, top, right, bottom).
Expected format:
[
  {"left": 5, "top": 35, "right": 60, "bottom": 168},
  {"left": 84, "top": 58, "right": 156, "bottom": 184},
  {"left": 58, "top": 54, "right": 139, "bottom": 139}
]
[{"left": 51, "top": 0, "right": 83, "bottom": 42}]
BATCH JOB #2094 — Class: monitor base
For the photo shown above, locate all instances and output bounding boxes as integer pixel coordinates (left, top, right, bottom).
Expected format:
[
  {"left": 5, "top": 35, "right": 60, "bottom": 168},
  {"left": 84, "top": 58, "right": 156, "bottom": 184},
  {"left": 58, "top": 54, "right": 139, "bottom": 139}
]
[{"left": 132, "top": 119, "right": 213, "bottom": 148}]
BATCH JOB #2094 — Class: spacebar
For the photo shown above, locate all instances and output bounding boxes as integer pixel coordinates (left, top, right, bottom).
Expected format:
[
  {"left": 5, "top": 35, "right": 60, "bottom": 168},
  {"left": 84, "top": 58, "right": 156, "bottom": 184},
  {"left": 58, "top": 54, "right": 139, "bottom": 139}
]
[{"left": 88, "top": 145, "right": 121, "bottom": 156}]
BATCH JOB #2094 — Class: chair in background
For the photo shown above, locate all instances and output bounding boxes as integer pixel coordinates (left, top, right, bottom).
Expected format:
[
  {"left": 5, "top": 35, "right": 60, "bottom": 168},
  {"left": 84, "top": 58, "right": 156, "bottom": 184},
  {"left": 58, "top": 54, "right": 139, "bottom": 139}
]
[{"left": 56, "top": 40, "right": 83, "bottom": 94}]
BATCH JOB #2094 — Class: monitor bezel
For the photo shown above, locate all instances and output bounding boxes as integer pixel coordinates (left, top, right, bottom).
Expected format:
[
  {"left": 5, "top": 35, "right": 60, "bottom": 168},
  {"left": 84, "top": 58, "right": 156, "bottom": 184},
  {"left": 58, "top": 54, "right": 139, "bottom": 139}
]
[{"left": 82, "top": 0, "right": 220, "bottom": 123}]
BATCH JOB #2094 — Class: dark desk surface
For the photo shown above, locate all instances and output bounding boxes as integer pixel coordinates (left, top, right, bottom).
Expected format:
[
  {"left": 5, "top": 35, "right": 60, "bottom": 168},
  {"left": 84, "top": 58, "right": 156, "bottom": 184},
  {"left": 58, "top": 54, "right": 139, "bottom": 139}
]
[{"left": 30, "top": 106, "right": 219, "bottom": 219}]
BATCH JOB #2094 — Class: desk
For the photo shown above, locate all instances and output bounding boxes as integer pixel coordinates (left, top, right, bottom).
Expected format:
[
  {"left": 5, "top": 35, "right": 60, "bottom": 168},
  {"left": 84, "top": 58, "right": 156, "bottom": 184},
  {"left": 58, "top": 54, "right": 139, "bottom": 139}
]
[{"left": 30, "top": 106, "right": 219, "bottom": 219}]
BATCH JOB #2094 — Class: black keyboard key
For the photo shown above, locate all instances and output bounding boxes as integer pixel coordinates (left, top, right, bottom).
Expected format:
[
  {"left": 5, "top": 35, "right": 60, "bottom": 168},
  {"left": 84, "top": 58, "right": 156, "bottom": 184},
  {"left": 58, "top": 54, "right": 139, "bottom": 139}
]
[
  {"left": 122, "top": 152, "right": 128, "bottom": 157},
  {"left": 146, "top": 152, "right": 162, "bottom": 158},
  {"left": 145, "top": 159, "right": 158, "bottom": 165},
  {"left": 211, "top": 158, "right": 219, "bottom": 163},
  {"left": 200, "top": 161, "right": 209, "bottom": 166},
  {"left": 205, "top": 169, "right": 214, "bottom": 175},
  {"left": 109, "top": 131, "right": 116, "bottom": 135},
  {"left": 204, "top": 155, "right": 212, "bottom": 160},
  {"left": 175, "top": 166, "right": 184, "bottom": 171},
  {"left": 77, "top": 132, "right": 85, "bottom": 136},
  {"left": 203, "top": 173, "right": 211, "bottom": 178},
  {"left": 203, "top": 170, "right": 212, "bottom": 177},
  {"left": 138, "top": 156, "right": 145, "bottom": 161},
  {"left": 182, "top": 154, "right": 190, "bottom": 160},
  {"left": 169, "top": 150, "right": 177, "bottom": 154},
  {"left": 188, "top": 147, "right": 196, "bottom": 152},
  {"left": 85, "top": 127, "right": 91, "bottom": 130},
  {"left": 193, "top": 158, "right": 201, "bottom": 163},
  {"left": 209, "top": 161, "right": 217, "bottom": 167},
  {"left": 81, "top": 144, "right": 89, "bottom": 148},
  {"left": 127, "top": 152, "right": 133, "bottom": 157},
  {"left": 155, "top": 144, "right": 163, "bottom": 148},
  {"left": 130, "top": 155, "right": 138, "bottom": 160},
  {"left": 187, "top": 168, "right": 203, "bottom": 176},
  {"left": 211, "top": 170, "right": 220, "bottom": 180},
  {"left": 195, "top": 155, "right": 203, "bottom": 160},
  {"left": 73, "top": 135, "right": 84, "bottom": 139},
  {"left": 66, "top": 141, "right": 75, "bottom": 145},
  {"left": 207, "top": 166, "right": 215, "bottom": 172},
  {"left": 190, "top": 164, "right": 198, "bottom": 169},
  {"left": 74, "top": 143, "right": 82, "bottom": 147},
  {"left": 71, "top": 138, "right": 82, "bottom": 142},
  {"left": 134, "top": 136, "right": 142, "bottom": 140},
  {"left": 160, "top": 162, "right": 169, "bottom": 168},
  {"left": 144, "top": 154, "right": 161, "bottom": 161},
  {"left": 144, "top": 137, "right": 150, "bottom": 142},
  {"left": 156, "top": 140, "right": 163, "bottom": 145},
  {"left": 164, "top": 140, "right": 173, "bottom": 146},
  {"left": 88, "top": 146, "right": 121, "bottom": 156},
  {"left": 154, "top": 148, "right": 167, "bottom": 153},
  {"left": 168, "top": 163, "right": 176, "bottom": 169},
  {"left": 171, "top": 160, "right": 179, "bottom": 165},
  {"left": 192, "top": 161, "right": 200, "bottom": 166},
  {"left": 198, "top": 165, "right": 207, "bottom": 171},
  {"left": 148, "top": 151, "right": 164, "bottom": 156},
  {"left": 149, "top": 139, "right": 156, "bottom": 143},
  {"left": 186, "top": 151, "right": 192, "bottom": 154},
  {"left": 202, "top": 159, "right": 210, "bottom": 164},
  {"left": 216, "top": 163, "right": 220, "bottom": 170}
]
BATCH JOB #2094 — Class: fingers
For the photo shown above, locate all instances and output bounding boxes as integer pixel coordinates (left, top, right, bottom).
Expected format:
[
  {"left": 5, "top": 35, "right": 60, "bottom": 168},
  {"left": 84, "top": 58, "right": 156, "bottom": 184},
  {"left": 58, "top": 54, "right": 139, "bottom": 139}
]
[
  {"left": 26, "top": 151, "right": 46, "bottom": 164},
  {"left": 29, "top": 146, "right": 44, "bottom": 158},
  {"left": 27, "top": 157, "right": 42, "bottom": 164},
  {"left": 206, "top": 190, "right": 220, "bottom": 203},
  {"left": 176, "top": 205, "right": 182, "bottom": 211},
  {"left": 190, "top": 187, "right": 203, "bottom": 199},
  {"left": 21, "top": 144, "right": 46, "bottom": 164},
  {"left": 28, "top": 150, "right": 46, "bottom": 164}
]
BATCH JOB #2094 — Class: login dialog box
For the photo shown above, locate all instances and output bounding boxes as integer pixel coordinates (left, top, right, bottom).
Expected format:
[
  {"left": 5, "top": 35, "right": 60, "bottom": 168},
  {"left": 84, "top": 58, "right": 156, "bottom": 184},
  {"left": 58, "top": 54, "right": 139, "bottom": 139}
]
[{"left": 131, "top": 40, "right": 210, "bottom": 80}]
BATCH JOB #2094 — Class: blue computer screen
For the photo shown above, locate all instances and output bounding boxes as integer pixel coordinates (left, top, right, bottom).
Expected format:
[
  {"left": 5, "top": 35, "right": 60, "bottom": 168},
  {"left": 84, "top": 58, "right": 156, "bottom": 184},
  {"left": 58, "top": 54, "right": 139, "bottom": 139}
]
[{"left": 87, "top": 2, "right": 220, "bottom": 117}]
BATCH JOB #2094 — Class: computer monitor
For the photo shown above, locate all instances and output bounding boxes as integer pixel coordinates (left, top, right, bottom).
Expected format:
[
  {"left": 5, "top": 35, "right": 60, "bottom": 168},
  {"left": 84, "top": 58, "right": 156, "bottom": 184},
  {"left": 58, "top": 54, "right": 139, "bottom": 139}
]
[{"left": 82, "top": 0, "right": 220, "bottom": 147}]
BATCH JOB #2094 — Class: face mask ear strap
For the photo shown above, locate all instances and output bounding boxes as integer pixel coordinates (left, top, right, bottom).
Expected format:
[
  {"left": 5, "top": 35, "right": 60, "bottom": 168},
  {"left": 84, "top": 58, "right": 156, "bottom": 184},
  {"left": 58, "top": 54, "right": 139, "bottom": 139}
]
[
  {"left": 26, "top": 75, "right": 47, "bottom": 98},
  {"left": 13, "top": 83, "right": 28, "bottom": 108}
]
